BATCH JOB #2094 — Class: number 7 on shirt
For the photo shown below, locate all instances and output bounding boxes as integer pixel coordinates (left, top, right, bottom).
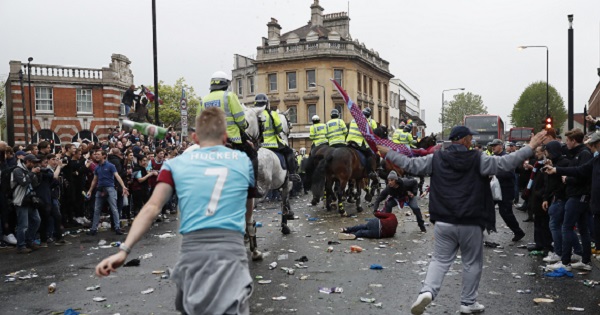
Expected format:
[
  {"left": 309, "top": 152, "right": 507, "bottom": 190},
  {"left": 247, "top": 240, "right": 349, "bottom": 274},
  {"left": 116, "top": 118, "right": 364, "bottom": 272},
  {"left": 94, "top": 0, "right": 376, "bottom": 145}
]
[{"left": 205, "top": 168, "right": 229, "bottom": 216}]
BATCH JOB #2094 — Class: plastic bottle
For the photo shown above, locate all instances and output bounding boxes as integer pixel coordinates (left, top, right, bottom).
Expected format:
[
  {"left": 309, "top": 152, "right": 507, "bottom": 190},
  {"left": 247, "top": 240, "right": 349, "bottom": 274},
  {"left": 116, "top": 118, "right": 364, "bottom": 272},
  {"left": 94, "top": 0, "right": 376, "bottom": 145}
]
[
  {"left": 48, "top": 283, "right": 57, "bottom": 293},
  {"left": 350, "top": 245, "right": 363, "bottom": 253},
  {"left": 122, "top": 120, "right": 167, "bottom": 140}
]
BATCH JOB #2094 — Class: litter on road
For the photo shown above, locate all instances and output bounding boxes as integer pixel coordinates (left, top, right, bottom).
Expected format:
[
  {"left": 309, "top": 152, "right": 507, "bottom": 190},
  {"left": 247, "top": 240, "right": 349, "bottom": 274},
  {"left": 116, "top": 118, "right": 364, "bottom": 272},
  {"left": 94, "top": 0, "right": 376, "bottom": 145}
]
[
  {"left": 319, "top": 287, "right": 343, "bottom": 294},
  {"left": 141, "top": 288, "right": 154, "bottom": 294},
  {"left": 93, "top": 297, "right": 107, "bottom": 302}
]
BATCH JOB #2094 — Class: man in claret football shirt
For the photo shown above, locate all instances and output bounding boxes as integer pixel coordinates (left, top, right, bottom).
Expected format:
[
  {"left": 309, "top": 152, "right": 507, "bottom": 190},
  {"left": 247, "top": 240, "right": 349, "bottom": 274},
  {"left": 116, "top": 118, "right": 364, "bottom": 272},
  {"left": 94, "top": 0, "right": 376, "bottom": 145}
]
[{"left": 95, "top": 107, "right": 255, "bottom": 315}]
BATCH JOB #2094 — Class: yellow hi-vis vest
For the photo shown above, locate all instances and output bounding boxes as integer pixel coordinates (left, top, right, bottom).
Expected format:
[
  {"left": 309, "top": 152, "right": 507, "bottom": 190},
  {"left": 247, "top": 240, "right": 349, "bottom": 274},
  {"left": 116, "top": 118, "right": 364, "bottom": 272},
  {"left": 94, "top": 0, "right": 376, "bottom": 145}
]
[
  {"left": 309, "top": 123, "right": 328, "bottom": 146},
  {"left": 326, "top": 118, "right": 347, "bottom": 146},
  {"left": 346, "top": 118, "right": 377, "bottom": 146},
  {"left": 261, "top": 109, "right": 285, "bottom": 148},
  {"left": 392, "top": 129, "right": 413, "bottom": 145},
  {"left": 199, "top": 90, "right": 247, "bottom": 144}
]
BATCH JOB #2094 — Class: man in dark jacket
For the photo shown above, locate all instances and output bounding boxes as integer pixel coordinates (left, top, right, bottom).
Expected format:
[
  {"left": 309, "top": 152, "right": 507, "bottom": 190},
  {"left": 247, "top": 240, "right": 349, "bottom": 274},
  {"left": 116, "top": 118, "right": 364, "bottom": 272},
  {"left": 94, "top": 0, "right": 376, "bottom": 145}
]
[
  {"left": 379, "top": 126, "right": 547, "bottom": 315},
  {"left": 372, "top": 171, "right": 405, "bottom": 214},
  {"left": 12, "top": 154, "right": 42, "bottom": 253},
  {"left": 490, "top": 139, "right": 525, "bottom": 242},
  {"left": 402, "top": 176, "right": 427, "bottom": 232},
  {"left": 545, "top": 129, "right": 594, "bottom": 272}
]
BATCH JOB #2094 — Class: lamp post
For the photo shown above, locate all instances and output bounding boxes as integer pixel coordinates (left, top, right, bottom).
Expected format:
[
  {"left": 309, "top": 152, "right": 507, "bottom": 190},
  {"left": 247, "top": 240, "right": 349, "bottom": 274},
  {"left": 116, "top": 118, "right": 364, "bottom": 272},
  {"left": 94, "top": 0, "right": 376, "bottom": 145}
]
[
  {"left": 518, "top": 45, "right": 549, "bottom": 117},
  {"left": 27, "top": 57, "right": 34, "bottom": 141},
  {"left": 441, "top": 88, "right": 465, "bottom": 139},
  {"left": 309, "top": 82, "right": 326, "bottom": 120}
]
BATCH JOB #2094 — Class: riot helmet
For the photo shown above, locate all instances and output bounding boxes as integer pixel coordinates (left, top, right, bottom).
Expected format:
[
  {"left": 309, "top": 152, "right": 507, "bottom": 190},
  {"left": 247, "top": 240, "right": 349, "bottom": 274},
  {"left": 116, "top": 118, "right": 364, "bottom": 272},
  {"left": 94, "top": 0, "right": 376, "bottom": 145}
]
[
  {"left": 311, "top": 115, "right": 320, "bottom": 123},
  {"left": 362, "top": 107, "right": 372, "bottom": 118},
  {"left": 330, "top": 109, "right": 340, "bottom": 119},
  {"left": 209, "top": 71, "right": 231, "bottom": 91},
  {"left": 254, "top": 93, "right": 269, "bottom": 107}
]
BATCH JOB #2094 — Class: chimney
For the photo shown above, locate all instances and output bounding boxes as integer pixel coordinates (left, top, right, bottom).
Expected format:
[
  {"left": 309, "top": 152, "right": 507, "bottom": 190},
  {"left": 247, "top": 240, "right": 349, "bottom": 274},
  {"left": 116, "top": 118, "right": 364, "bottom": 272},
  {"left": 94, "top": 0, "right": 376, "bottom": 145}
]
[
  {"left": 310, "top": 0, "right": 324, "bottom": 26},
  {"left": 267, "top": 18, "right": 281, "bottom": 40}
]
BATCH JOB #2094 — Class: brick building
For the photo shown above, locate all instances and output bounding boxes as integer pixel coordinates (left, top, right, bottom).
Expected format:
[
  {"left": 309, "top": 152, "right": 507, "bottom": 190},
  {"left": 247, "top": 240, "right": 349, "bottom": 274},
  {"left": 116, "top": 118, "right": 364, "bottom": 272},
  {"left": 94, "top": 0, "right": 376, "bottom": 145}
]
[{"left": 4, "top": 54, "right": 134, "bottom": 148}]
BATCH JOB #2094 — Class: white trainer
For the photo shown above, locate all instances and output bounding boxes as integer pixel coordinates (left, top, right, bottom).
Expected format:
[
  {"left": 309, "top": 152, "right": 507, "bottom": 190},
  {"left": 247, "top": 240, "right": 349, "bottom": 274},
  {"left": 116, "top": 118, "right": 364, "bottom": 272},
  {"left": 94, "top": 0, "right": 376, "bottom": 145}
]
[
  {"left": 543, "top": 252, "right": 560, "bottom": 263},
  {"left": 411, "top": 292, "right": 433, "bottom": 315},
  {"left": 546, "top": 261, "right": 571, "bottom": 271},
  {"left": 571, "top": 254, "right": 582, "bottom": 262},
  {"left": 337, "top": 233, "right": 356, "bottom": 240},
  {"left": 571, "top": 261, "right": 592, "bottom": 271},
  {"left": 3, "top": 234, "right": 17, "bottom": 245},
  {"left": 460, "top": 302, "right": 485, "bottom": 314}
]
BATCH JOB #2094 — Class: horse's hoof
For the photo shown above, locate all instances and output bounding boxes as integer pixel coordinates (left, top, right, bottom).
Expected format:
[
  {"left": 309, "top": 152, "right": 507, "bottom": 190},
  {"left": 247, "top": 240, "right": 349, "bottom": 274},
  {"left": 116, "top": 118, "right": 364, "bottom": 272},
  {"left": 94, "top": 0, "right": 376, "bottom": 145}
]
[
  {"left": 252, "top": 250, "right": 264, "bottom": 261},
  {"left": 283, "top": 212, "right": 295, "bottom": 220},
  {"left": 364, "top": 194, "right": 373, "bottom": 202},
  {"left": 340, "top": 211, "right": 348, "bottom": 217},
  {"left": 281, "top": 225, "right": 291, "bottom": 235},
  {"left": 357, "top": 206, "right": 364, "bottom": 213}
]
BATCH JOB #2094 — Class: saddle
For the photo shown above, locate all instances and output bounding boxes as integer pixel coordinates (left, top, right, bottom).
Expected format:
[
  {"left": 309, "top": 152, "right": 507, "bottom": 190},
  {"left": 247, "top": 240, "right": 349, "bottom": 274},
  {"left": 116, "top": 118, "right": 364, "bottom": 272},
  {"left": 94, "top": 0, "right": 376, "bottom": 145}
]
[
  {"left": 272, "top": 151, "right": 287, "bottom": 170},
  {"left": 350, "top": 147, "right": 367, "bottom": 169}
]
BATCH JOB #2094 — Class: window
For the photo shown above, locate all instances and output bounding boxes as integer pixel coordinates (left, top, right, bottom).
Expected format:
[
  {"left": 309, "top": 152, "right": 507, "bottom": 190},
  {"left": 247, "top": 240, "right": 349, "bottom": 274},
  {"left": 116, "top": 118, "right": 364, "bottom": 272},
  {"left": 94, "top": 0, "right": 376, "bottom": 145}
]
[
  {"left": 369, "top": 77, "right": 373, "bottom": 95},
  {"left": 363, "top": 75, "right": 368, "bottom": 95},
  {"left": 237, "top": 79, "right": 243, "bottom": 95},
  {"left": 334, "top": 69, "right": 343, "bottom": 86},
  {"left": 248, "top": 77, "right": 255, "bottom": 94},
  {"left": 287, "top": 106, "right": 297, "bottom": 123},
  {"left": 308, "top": 104, "right": 316, "bottom": 122},
  {"left": 335, "top": 104, "right": 344, "bottom": 120},
  {"left": 383, "top": 84, "right": 388, "bottom": 102},
  {"left": 76, "top": 89, "right": 93, "bottom": 113},
  {"left": 268, "top": 73, "right": 277, "bottom": 92},
  {"left": 357, "top": 73, "right": 362, "bottom": 92},
  {"left": 287, "top": 72, "right": 297, "bottom": 90},
  {"left": 306, "top": 70, "right": 315, "bottom": 89},
  {"left": 35, "top": 87, "right": 53, "bottom": 112}
]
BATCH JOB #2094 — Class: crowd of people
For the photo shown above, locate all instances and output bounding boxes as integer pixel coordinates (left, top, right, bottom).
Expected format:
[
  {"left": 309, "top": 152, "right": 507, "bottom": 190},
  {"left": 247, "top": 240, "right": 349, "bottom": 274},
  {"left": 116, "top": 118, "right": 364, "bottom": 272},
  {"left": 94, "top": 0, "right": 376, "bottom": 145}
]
[{"left": 0, "top": 126, "right": 188, "bottom": 253}]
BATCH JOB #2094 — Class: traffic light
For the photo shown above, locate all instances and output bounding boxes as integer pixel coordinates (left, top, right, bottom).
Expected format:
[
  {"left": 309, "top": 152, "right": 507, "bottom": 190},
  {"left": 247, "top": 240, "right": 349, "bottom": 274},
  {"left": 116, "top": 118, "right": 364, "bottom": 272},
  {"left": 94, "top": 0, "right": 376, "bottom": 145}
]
[{"left": 543, "top": 116, "right": 553, "bottom": 130}]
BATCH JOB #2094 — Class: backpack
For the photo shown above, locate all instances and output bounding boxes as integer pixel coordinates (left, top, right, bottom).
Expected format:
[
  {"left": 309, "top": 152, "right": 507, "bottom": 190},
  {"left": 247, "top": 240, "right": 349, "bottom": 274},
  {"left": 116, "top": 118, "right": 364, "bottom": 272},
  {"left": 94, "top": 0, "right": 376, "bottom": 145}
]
[{"left": 1, "top": 165, "right": 18, "bottom": 200}]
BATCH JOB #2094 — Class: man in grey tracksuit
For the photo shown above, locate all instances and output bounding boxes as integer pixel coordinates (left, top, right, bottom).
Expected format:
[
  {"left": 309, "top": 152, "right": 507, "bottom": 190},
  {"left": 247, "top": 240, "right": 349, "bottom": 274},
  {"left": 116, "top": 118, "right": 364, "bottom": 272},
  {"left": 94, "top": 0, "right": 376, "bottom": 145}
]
[{"left": 378, "top": 126, "right": 547, "bottom": 315}]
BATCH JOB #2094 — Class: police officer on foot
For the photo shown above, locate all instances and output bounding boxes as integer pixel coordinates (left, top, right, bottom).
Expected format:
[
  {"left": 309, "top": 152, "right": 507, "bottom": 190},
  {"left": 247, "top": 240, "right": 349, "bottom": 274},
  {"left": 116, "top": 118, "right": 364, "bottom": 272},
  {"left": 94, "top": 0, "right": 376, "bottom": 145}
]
[
  {"left": 309, "top": 115, "right": 328, "bottom": 148},
  {"left": 326, "top": 109, "right": 347, "bottom": 148}
]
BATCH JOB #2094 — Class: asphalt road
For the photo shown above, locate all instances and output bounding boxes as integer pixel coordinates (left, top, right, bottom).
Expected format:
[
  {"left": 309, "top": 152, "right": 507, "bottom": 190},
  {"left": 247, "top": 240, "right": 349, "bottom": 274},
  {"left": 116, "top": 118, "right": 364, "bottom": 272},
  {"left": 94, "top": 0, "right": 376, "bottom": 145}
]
[{"left": 1, "top": 191, "right": 600, "bottom": 315}]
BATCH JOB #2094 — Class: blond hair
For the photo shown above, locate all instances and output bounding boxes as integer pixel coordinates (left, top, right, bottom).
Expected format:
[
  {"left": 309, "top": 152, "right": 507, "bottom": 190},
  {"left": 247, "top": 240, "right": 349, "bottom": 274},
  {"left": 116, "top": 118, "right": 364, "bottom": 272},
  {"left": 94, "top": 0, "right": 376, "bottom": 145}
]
[{"left": 196, "top": 107, "right": 227, "bottom": 142}]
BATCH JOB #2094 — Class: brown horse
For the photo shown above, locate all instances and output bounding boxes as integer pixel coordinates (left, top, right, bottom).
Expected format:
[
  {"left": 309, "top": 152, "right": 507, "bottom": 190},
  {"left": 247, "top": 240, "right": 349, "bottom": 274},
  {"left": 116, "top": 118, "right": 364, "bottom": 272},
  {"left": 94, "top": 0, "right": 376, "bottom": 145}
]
[{"left": 306, "top": 144, "right": 334, "bottom": 205}]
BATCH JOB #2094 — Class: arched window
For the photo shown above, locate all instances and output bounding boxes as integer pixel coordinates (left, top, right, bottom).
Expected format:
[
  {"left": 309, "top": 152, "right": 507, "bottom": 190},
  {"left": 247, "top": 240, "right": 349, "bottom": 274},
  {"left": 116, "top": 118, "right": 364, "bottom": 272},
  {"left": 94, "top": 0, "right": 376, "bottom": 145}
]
[{"left": 33, "top": 129, "right": 61, "bottom": 153}]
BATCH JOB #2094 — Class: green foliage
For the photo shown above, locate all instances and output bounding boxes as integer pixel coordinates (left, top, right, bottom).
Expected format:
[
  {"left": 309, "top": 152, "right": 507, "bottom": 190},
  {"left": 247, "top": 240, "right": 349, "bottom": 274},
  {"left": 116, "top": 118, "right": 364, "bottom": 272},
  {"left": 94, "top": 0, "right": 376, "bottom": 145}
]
[
  {"left": 146, "top": 77, "right": 200, "bottom": 129},
  {"left": 510, "top": 81, "right": 566, "bottom": 133},
  {"left": 439, "top": 92, "right": 488, "bottom": 135}
]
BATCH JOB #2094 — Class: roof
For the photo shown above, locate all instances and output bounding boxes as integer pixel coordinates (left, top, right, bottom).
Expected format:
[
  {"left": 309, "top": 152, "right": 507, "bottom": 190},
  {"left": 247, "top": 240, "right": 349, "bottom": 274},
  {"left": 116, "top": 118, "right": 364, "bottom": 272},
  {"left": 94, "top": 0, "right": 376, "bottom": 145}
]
[{"left": 280, "top": 24, "right": 342, "bottom": 43}]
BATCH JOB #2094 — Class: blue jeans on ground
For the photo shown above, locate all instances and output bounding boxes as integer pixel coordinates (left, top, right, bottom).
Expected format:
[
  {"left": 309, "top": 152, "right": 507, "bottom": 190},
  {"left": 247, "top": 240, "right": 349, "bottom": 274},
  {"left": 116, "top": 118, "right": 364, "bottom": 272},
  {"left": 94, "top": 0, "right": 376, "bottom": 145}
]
[
  {"left": 562, "top": 197, "right": 591, "bottom": 264},
  {"left": 15, "top": 205, "right": 41, "bottom": 249},
  {"left": 91, "top": 187, "right": 121, "bottom": 232},
  {"left": 345, "top": 218, "right": 380, "bottom": 238},
  {"left": 548, "top": 199, "right": 568, "bottom": 256}
]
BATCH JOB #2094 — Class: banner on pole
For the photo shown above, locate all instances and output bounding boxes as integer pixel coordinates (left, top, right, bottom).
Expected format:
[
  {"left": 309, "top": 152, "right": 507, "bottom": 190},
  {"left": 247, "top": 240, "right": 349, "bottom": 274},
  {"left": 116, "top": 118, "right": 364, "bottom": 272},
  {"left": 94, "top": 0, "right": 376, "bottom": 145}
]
[{"left": 180, "top": 88, "right": 188, "bottom": 137}]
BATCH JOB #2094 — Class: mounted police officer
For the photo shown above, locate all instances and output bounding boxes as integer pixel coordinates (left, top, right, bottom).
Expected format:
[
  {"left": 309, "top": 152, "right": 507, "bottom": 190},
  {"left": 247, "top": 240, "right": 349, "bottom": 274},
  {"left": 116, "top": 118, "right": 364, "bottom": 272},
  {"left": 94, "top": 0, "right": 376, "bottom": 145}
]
[
  {"left": 326, "top": 109, "right": 347, "bottom": 148},
  {"left": 393, "top": 123, "right": 414, "bottom": 147},
  {"left": 309, "top": 115, "right": 328, "bottom": 148},
  {"left": 346, "top": 107, "right": 378, "bottom": 177},
  {"left": 255, "top": 93, "right": 299, "bottom": 182}
]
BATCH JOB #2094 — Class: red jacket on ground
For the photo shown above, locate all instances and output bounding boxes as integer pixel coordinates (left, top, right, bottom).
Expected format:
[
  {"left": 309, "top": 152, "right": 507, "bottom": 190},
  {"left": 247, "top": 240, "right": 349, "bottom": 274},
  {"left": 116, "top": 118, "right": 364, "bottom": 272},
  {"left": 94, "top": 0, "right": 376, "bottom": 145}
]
[{"left": 374, "top": 212, "right": 398, "bottom": 238}]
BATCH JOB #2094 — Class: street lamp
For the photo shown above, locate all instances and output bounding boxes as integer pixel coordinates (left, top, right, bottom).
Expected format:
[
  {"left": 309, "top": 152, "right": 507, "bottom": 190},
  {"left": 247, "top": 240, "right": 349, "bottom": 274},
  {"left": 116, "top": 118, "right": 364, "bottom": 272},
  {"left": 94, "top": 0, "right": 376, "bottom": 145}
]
[
  {"left": 27, "top": 57, "right": 34, "bottom": 141},
  {"left": 309, "top": 82, "right": 326, "bottom": 121},
  {"left": 441, "top": 88, "right": 465, "bottom": 139},
  {"left": 518, "top": 45, "right": 549, "bottom": 117}
]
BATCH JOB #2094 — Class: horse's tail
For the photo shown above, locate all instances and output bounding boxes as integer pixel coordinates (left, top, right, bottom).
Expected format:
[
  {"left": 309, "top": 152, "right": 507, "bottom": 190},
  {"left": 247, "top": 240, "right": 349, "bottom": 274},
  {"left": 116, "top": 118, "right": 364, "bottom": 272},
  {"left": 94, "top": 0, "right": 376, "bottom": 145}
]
[{"left": 310, "top": 155, "right": 329, "bottom": 199}]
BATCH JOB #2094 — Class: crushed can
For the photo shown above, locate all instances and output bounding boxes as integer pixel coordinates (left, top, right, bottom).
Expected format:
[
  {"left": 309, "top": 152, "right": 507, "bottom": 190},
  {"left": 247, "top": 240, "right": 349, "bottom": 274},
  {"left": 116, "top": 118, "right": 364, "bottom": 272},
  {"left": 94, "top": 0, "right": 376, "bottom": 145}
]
[{"left": 48, "top": 282, "right": 57, "bottom": 293}]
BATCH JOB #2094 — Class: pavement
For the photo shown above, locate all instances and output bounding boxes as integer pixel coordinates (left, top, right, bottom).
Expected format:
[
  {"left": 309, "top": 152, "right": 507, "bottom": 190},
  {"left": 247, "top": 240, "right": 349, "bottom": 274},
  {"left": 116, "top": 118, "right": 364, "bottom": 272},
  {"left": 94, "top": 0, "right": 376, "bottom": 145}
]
[{"left": 1, "top": 191, "right": 600, "bottom": 315}]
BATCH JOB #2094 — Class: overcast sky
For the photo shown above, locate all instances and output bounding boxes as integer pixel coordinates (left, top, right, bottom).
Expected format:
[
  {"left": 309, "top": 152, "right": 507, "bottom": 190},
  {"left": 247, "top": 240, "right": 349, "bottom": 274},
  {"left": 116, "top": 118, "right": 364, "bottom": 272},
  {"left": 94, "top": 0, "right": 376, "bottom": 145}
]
[{"left": 1, "top": 0, "right": 599, "bottom": 132}]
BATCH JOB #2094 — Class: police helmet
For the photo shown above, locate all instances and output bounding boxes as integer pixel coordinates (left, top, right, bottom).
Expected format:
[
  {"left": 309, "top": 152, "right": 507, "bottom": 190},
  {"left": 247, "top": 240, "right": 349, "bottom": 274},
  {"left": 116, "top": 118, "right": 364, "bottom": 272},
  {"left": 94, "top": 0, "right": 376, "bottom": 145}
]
[
  {"left": 254, "top": 93, "right": 269, "bottom": 107},
  {"left": 403, "top": 124, "right": 412, "bottom": 132},
  {"left": 331, "top": 109, "right": 340, "bottom": 118},
  {"left": 311, "top": 115, "right": 320, "bottom": 123},
  {"left": 299, "top": 147, "right": 306, "bottom": 155},
  {"left": 362, "top": 107, "right": 372, "bottom": 118},
  {"left": 209, "top": 71, "right": 231, "bottom": 91}
]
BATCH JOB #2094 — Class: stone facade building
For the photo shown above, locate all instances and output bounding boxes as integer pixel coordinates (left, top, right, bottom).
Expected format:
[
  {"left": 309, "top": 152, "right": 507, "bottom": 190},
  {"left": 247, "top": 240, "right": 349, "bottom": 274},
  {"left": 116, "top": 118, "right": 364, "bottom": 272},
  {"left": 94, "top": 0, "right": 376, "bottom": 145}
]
[
  {"left": 4, "top": 54, "right": 133, "bottom": 148},
  {"left": 233, "top": 0, "right": 394, "bottom": 150}
]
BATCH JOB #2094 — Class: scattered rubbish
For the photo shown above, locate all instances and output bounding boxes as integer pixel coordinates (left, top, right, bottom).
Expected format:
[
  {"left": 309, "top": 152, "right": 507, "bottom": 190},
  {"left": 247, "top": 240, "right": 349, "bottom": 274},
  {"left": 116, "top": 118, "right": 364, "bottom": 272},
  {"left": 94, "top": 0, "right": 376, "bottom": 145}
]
[
  {"left": 281, "top": 267, "right": 295, "bottom": 275},
  {"left": 62, "top": 308, "right": 81, "bottom": 315},
  {"left": 413, "top": 260, "right": 428, "bottom": 265},
  {"left": 370, "top": 264, "right": 384, "bottom": 270},
  {"left": 308, "top": 218, "right": 319, "bottom": 221},
  {"left": 517, "top": 289, "right": 532, "bottom": 294},
  {"left": 326, "top": 246, "right": 334, "bottom": 253},
  {"left": 350, "top": 245, "right": 363, "bottom": 253},
  {"left": 294, "top": 256, "right": 309, "bottom": 262},
  {"left": 256, "top": 222, "right": 263, "bottom": 227},
  {"left": 258, "top": 280, "right": 272, "bottom": 284},
  {"left": 123, "top": 259, "right": 141, "bottom": 267},
  {"left": 493, "top": 250, "right": 504, "bottom": 253},
  {"left": 269, "top": 262, "right": 278, "bottom": 270},
  {"left": 566, "top": 307, "right": 585, "bottom": 312},
  {"left": 529, "top": 250, "right": 544, "bottom": 256},
  {"left": 319, "top": 287, "right": 343, "bottom": 294},
  {"left": 272, "top": 296, "right": 287, "bottom": 301},
  {"left": 545, "top": 268, "right": 573, "bottom": 278},
  {"left": 141, "top": 288, "right": 154, "bottom": 294},
  {"left": 583, "top": 280, "right": 599, "bottom": 287},
  {"left": 288, "top": 249, "right": 297, "bottom": 253},
  {"left": 152, "top": 270, "right": 165, "bottom": 274},
  {"left": 524, "top": 272, "right": 536, "bottom": 276},
  {"left": 517, "top": 244, "right": 528, "bottom": 249},
  {"left": 86, "top": 285, "right": 101, "bottom": 291},
  {"left": 93, "top": 297, "right": 107, "bottom": 302},
  {"left": 48, "top": 282, "right": 57, "bottom": 294},
  {"left": 533, "top": 298, "right": 554, "bottom": 304},
  {"left": 277, "top": 254, "right": 288, "bottom": 261},
  {"left": 110, "top": 242, "right": 121, "bottom": 247},
  {"left": 484, "top": 241, "right": 501, "bottom": 248},
  {"left": 488, "top": 291, "right": 502, "bottom": 295},
  {"left": 374, "top": 302, "right": 383, "bottom": 308},
  {"left": 300, "top": 275, "right": 309, "bottom": 280},
  {"left": 396, "top": 260, "right": 408, "bottom": 263},
  {"left": 360, "top": 297, "right": 376, "bottom": 303},
  {"left": 156, "top": 233, "right": 176, "bottom": 239},
  {"left": 378, "top": 245, "right": 387, "bottom": 248},
  {"left": 139, "top": 253, "right": 153, "bottom": 260},
  {"left": 369, "top": 284, "right": 383, "bottom": 287},
  {"left": 255, "top": 276, "right": 263, "bottom": 279},
  {"left": 98, "top": 240, "right": 107, "bottom": 246},
  {"left": 327, "top": 241, "right": 341, "bottom": 245}
]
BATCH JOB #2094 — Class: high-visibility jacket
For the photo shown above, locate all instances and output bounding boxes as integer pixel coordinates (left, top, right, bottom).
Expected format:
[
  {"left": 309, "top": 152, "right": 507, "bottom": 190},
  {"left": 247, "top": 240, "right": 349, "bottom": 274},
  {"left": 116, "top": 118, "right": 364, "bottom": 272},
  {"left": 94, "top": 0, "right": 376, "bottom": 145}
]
[
  {"left": 392, "top": 129, "right": 413, "bottom": 145},
  {"left": 326, "top": 118, "right": 347, "bottom": 146},
  {"left": 346, "top": 118, "right": 377, "bottom": 146},
  {"left": 296, "top": 154, "right": 307, "bottom": 173},
  {"left": 199, "top": 90, "right": 247, "bottom": 144},
  {"left": 261, "top": 109, "right": 285, "bottom": 148},
  {"left": 309, "top": 123, "right": 328, "bottom": 146}
]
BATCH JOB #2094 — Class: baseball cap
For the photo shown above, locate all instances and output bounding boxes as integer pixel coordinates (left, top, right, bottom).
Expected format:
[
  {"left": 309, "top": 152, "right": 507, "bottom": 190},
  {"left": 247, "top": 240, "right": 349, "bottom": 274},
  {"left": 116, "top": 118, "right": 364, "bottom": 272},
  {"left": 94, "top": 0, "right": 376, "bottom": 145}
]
[
  {"left": 585, "top": 132, "right": 600, "bottom": 145},
  {"left": 448, "top": 126, "right": 478, "bottom": 141},
  {"left": 490, "top": 139, "right": 504, "bottom": 146},
  {"left": 16, "top": 150, "right": 26, "bottom": 157},
  {"left": 507, "top": 142, "right": 516, "bottom": 147},
  {"left": 23, "top": 154, "right": 41, "bottom": 162}
]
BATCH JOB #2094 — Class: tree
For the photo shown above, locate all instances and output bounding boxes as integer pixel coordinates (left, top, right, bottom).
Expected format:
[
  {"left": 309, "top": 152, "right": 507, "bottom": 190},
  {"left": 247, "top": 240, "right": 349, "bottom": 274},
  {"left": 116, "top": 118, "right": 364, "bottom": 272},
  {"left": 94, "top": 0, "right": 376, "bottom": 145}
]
[
  {"left": 439, "top": 92, "right": 487, "bottom": 135},
  {"left": 146, "top": 77, "right": 200, "bottom": 130},
  {"left": 510, "top": 81, "right": 566, "bottom": 133}
]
